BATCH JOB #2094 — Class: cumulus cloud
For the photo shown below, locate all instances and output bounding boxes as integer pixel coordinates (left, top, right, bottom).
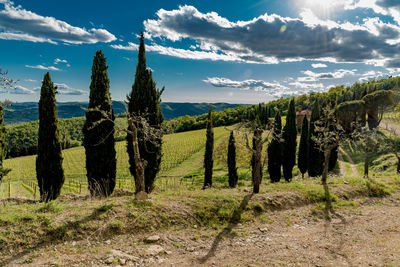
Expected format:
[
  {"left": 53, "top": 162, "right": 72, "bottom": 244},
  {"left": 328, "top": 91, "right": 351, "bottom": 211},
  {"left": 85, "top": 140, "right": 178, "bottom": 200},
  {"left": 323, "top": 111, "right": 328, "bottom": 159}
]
[
  {"left": 298, "top": 69, "right": 357, "bottom": 82},
  {"left": 54, "top": 83, "right": 88, "bottom": 95},
  {"left": 203, "top": 77, "right": 296, "bottom": 98},
  {"left": 10, "top": 85, "right": 35, "bottom": 94},
  {"left": 54, "top": 58, "right": 67, "bottom": 64},
  {"left": 346, "top": 0, "right": 400, "bottom": 24},
  {"left": 109, "top": 5, "right": 399, "bottom": 67},
  {"left": 311, "top": 63, "right": 328, "bottom": 68},
  {"left": 0, "top": 1, "right": 116, "bottom": 44},
  {"left": 25, "top": 64, "right": 60, "bottom": 71},
  {"left": 359, "top": 70, "right": 389, "bottom": 81}
]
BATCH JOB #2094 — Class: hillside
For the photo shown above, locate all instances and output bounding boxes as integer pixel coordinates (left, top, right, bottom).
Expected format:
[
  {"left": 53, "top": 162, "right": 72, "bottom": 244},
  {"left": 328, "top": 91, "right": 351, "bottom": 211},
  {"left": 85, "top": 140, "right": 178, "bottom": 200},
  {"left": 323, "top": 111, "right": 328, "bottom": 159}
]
[{"left": 3, "top": 101, "right": 244, "bottom": 124}]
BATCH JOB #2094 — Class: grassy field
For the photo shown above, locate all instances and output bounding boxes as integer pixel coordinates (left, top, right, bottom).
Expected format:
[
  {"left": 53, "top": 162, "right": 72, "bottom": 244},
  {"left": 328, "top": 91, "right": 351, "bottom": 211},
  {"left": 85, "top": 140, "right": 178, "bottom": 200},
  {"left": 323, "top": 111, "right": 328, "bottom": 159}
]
[{"left": 1, "top": 127, "right": 231, "bottom": 198}]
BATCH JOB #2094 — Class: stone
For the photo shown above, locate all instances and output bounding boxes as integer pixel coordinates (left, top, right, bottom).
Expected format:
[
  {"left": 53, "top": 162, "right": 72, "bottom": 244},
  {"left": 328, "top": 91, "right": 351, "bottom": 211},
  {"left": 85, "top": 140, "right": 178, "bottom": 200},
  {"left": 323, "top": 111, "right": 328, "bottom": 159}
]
[
  {"left": 146, "top": 245, "right": 164, "bottom": 256},
  {"left": 259, "top": 227, "right": 268, "bottom": 233},
  {"left": 105, "top": 240, "right": 111, "bottom": 245},
  {"left": 145, "top": 235, "right": 161, "bottom": 243},
  {"left": 119, "top": 258, "right": 126, "bottom": 265},
  {"left": 71, "top": 241, "right": 76, "bottom": 246},
  {"left": 110, "top": 249, "right": 139, "bottom": 262},
  {"left": 105, "top": 256, "right": 114, "bottom": 264}
]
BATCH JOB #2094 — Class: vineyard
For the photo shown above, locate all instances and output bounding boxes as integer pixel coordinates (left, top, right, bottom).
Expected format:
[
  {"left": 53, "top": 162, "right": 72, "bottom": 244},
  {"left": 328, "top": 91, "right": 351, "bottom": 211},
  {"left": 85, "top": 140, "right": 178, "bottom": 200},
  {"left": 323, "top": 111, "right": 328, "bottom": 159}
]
[{"left": 0, "top": 127, "right": 231, "bottom": 199}]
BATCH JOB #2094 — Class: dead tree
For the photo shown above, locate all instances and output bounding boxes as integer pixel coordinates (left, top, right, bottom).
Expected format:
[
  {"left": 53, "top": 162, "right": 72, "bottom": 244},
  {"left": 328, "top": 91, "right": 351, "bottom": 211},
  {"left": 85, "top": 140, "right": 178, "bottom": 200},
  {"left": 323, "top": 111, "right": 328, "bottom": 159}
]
[
  {"left": 88, "top": 108, "right": 160, "bottom": 200},
  {"left": 244, "top": 127, "right": 271, "bottom": 194}
]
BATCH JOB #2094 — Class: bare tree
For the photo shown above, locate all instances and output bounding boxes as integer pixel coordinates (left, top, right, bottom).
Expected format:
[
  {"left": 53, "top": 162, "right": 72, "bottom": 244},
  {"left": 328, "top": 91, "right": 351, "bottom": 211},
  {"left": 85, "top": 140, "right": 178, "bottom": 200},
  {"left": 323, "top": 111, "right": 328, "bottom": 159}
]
[
  {"left": 243, "top": 123, "right": 272, "bottom": 194},
  {"left": 87, "top": 108, "right": 161, "bottom": 200}
]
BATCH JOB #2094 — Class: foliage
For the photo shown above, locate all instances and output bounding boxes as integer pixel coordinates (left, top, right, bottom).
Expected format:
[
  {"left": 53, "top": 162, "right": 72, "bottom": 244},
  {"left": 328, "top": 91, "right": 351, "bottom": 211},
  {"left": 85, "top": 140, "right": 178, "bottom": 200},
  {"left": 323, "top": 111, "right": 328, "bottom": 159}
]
[
  {"left": 83, "top": 50, "right": 116, "bottom": 197},
  {"left": 268, "top": 111, "right": 282, "bottom": 182},
  {"left": 282, "top": 98, "right": 297, "bottom": 181},
  {"left": 298, "top": 116, "right": 309, "bottom": 178},
  {"left": 36, "top": 73, "right": 64, "bottom": 202},
  {"left": 227, "top": 131, "right": 238, "bottom": 188},
  {"left": 127, "top": 33, "right": 164, "bottom": 193},
  {"left": 204, "top": 106, "right": 214, "bottom": 188}
]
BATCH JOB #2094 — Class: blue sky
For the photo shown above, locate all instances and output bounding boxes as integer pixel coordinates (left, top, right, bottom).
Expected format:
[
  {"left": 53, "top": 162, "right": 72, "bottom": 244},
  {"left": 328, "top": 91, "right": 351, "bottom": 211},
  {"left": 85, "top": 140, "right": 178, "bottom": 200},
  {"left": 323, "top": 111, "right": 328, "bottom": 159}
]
[{"left": 1, "top": 0, "right": 400, "bottom": 104}]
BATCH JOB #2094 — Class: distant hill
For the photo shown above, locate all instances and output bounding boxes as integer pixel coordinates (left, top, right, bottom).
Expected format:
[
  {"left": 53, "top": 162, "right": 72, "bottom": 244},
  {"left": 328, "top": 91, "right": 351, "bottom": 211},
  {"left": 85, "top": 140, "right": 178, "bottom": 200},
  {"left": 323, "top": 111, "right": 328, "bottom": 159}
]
[{"left": 3, "top": 101, "right": 244, "bottom": 124}]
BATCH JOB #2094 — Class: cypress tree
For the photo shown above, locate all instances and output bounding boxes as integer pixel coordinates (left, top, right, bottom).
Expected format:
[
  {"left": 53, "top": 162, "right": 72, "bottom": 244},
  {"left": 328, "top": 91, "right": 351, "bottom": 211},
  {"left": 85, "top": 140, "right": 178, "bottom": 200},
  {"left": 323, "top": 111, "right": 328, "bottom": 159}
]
[
  {"left": 282, "top": 98, "right": 297, "bottom": 181},
  {"left": 298, "top": 116, "right": 309, "bottom": 178},
  {"left": 268, "top": 111, "right": 282, "bottom": 183},
  {"left": 227, "top": 131, "right": 238, "bottom": 188},
  {"left": 36, "top": 73, "right": 64, "bottom": 202},
  {"left": 203, "top": 106, "right": 214, "bottom": 188},
  {"left": 83, "top": 50, "right": 116, "bottom": 197},
  {"left": 251, "top": 129, "right": 263, "bottom": 184},
  {"left": 127, "top": 33, "right": 164, "bottom": 193},
  {"left": 308, "top": 102, "right": 324, "bottom": 177},
  {"left": 0, "top": 103, "right": 9, "bottom": 183}
]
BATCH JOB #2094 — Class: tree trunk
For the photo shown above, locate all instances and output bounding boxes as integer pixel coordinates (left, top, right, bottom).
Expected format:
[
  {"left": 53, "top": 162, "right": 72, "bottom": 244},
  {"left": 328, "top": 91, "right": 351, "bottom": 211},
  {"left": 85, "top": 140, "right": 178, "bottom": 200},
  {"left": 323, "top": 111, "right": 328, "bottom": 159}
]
[
  {"left": 364, "top": 152, "right": 369, "bottom": 178},
  {"left": 252, "top": 128, "right": 263, "bottom": 194},
  {"left": 128, "top": 119, "right": 146, "bottom": 194},
  {"left": 321, "top": 150, "right": 331, "bottom": 185},
  {"left": 397, "top": 158, "right": 400, "bottom": 175}
]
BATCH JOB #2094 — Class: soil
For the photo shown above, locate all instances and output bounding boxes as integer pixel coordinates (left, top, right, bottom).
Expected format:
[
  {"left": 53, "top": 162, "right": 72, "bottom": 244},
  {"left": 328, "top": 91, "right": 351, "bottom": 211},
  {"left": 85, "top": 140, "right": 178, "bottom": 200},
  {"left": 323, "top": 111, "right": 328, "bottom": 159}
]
[{"left": 5, "top": 193, "right": 400, "bottom": 267}]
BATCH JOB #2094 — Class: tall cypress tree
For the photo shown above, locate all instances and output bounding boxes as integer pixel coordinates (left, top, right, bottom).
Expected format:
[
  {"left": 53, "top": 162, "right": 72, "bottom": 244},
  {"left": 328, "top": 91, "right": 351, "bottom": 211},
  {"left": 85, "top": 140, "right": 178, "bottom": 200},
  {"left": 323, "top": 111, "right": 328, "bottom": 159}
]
[
  {"left": 127, "top": 33, "right": 164, "bottom": 193},
  {"left": 282, "top": 98, "right": 297, "bottom": 181},
  {"left": 36, "top": 73, "right": 64, "bottom": 202},
  {"left": 203, "top": 106, "right": 214, "bottom": 188},
  {"left": 308, "top": 102, "right": 324, "bottom": 177},
  {"left": 268, "top": 111, "right": 282, "bottom": 183},
  {"left": 298, "top": 116, "right": 309, "bottom": 178},
  {"left": 227, "top": 131, "right": 238, "bottom": 188},
  {"left": 83, "top": 50, "right": 116, "bottom": 197},
  {"left": 0, "top": 103, "right": 10, "bottom": 183}
]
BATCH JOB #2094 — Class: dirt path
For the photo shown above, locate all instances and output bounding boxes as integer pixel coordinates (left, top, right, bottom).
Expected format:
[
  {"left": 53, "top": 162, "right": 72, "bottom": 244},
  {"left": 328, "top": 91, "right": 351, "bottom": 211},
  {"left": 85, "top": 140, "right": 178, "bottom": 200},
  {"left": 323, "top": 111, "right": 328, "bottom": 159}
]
[
  {"left": 9, "top": 194, "right": 400, "bottom": 267},
  {"left": 337, "top": 151, "right": 346, "bottom": 176},
  {"left": 339, "top": 147, "right": 359, "bottom": 177},
  {"left": 382, "top": 121, "right": 400, "bottom": 136}
]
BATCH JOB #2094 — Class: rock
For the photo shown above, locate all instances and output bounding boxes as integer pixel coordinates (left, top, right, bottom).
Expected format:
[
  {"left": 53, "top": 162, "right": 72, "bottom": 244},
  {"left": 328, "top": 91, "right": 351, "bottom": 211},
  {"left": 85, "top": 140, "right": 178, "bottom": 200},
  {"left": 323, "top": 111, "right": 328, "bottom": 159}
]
[
  {"left": 110, "top": 249, "right": 139, "bottom": 262},
  {"left": 259, "top": 227, "right": 268, "bottom": 233},
  {"left": 105, "top": 240, "right": 111, "bottom": 245},
  {"left": 71, "top": 241, "right": 76, "bottom": 246},
  {"left": 105, "top": 256, "right": 114, "bottom": 264},
  {"left": 146, "top": 245, "right": 164, "bottom": 256},
  {"left": 186, "top": 247, "right": 195, "bottom": 252},
  {"left": 119, "top": 258, "right": 126, "bottom": 265},
  {"left": 145, "top": 235, "right": 161, "bottom": 243},
  {"left": 135, "top": 191, "right": 148, "bottom": 201},
  {"left": 165, "top": 250, "right": 172, "bottom": 255},
  {"left": 193, "top": 224, "right": 198, "bottom": 229}
]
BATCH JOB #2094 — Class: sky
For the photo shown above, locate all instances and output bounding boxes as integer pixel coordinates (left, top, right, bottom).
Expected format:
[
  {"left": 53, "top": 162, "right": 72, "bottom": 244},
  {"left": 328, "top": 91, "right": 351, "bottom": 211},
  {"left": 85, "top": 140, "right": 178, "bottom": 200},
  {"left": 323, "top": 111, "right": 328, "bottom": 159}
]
[{"left": 1, "top": 0, "right": 400, "bottom": 104}]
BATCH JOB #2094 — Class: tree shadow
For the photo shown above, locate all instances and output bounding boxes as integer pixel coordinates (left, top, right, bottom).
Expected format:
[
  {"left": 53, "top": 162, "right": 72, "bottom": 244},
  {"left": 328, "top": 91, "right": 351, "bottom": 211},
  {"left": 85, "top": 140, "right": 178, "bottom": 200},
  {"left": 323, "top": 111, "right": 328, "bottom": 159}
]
[
  {"left": 198, "top": 193, "right": 253, "bottom": 264},
  {"left": 322, "top": 182, "right": 346, "bottom": 224},
  {"left": 0, "top": 203, "right": 112, "bottom": 266}
]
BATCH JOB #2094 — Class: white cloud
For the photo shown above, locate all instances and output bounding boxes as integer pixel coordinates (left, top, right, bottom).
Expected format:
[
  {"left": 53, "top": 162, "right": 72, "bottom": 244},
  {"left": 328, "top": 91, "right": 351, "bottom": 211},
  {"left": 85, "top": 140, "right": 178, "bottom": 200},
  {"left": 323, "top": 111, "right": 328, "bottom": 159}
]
[
  {"left": 0, "top": 1, "right": 116, "bottom": 44},
  {"left": 54, "top": 58, "right": 67, "bottom": 64},
  {"left": 358, "top": 70, "right": 388, "bottom": 81},
  {"left": 203, "top": 77, "right": 295, "bottom": 98},
  {"left": 311, "top": 63, "right": 328, "bottom": 68},
  {"left": 299, "top": 69, "right": 357, "bottom": 82},
  {"left": 11, "top": 85, "right": 35, "bottom": 94},
  {"left": 109, "top": 5, "right": 400, "bottom": 67},
  {"left": 25, "top": 64, "right": 60, "bottom": 71},
  {"left": 54, "top": 83, "right": 88, "bottom": 95},
  {"left": 24, "top": 79, "right": 37, "bottom": 82}
]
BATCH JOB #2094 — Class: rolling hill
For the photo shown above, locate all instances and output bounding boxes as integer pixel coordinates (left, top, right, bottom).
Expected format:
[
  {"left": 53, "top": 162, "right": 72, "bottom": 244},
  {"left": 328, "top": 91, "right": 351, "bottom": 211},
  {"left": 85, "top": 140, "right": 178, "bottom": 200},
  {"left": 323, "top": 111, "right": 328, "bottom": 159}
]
[{"left": 3, "top": 101, "right": 244, "bottom": 124}]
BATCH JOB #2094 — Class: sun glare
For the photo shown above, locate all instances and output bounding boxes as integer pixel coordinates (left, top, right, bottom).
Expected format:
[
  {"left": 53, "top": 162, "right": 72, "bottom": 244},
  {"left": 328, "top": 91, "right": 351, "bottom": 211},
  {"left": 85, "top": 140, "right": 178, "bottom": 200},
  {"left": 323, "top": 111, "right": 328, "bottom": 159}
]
[{"left": 299, "top": 0, "right": 345, "bottom": 18}]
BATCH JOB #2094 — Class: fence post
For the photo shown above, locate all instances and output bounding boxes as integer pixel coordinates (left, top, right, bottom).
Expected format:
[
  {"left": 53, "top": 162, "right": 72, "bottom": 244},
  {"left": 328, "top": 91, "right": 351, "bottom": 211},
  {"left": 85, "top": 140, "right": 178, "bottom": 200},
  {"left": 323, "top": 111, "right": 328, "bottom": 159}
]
[{"left": 8, "top": 181, "right": 11, "bottom": 198}]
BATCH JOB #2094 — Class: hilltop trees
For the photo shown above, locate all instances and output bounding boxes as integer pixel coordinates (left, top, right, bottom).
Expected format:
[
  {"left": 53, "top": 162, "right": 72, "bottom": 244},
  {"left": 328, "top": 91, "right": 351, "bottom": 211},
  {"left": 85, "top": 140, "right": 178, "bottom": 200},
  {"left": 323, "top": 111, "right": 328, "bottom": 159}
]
[
  {"left": 83, "top": 50, "right": 116, "bottom": 197},
  {"left": 298, "top": 116, "right": 309, "bottom": 178},
  {"left": 268, "top": 111, "right": 283, "bottom": 182},
  {"left": 36, "top": 73, "right": 64, "bottom": 202},
  {"left": 282, "top": 98, "right": 297, "bottom": 181},
  {"left": 0, "top": 104, "right": 9, "bottom": 183},
  {"left": 203, "top": 106, "right": 214, "bottom": 189},
  {"left": 227, "top": 131, "right": 238, "bottom": 188},
  {"left": 127, "top": 33, "right": 164, "bottom": 193}
]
